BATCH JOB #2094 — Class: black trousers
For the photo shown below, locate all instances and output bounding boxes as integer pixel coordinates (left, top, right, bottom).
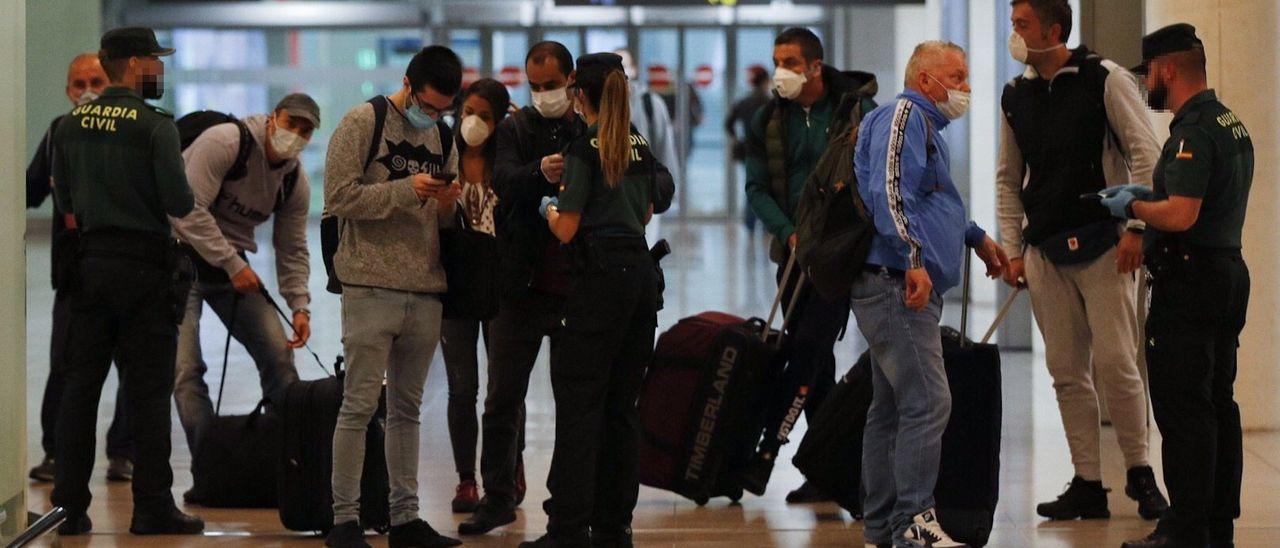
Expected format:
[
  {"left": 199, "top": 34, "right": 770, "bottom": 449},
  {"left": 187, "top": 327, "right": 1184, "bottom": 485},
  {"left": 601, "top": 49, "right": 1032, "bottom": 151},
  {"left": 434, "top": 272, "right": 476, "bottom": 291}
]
[
  {"left": 441, "top": 318, "right": 491, "bottom": 480},
  {"left": 479, "top": 301, "right": 554, "bottom": 505},
  {"left": 545, "top": 241, "right": 656, "bottom": 537},
  {"left": 1147, "top": 251, "right": 1249, "bottom": 545},
  {"left": 40, "top": 289, "right": 133, "bottom": 460},
  {"left": 757, "top": 259, "right": 847, "bottom": 453},
  {"left": 51, "top": 241, "right": 179, "bottom": 517}
]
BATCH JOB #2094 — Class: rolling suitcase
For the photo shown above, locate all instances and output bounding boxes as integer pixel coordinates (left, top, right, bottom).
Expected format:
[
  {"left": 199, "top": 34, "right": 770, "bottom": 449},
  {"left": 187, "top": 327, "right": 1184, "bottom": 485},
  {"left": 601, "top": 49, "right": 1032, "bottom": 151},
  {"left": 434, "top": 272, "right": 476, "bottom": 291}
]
[
  {"left": 635, "top": 255, "right": 803, "bottom": 505},
  {"left": 188, "top": 295, "right": 280, "bottom": 508},
  {"left": 792, "top": 259, "right": 1022, "bottom": 547},
  {"left": 257, "top": 288, "right": 393, "bottom": 534}
]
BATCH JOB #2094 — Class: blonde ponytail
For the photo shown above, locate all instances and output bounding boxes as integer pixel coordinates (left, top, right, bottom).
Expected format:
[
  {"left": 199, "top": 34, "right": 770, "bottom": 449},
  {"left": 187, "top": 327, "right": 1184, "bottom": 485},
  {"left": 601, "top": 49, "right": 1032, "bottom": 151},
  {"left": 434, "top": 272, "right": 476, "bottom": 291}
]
[{"left": 598, "top": 70, "right": 632, "bottom": 188}]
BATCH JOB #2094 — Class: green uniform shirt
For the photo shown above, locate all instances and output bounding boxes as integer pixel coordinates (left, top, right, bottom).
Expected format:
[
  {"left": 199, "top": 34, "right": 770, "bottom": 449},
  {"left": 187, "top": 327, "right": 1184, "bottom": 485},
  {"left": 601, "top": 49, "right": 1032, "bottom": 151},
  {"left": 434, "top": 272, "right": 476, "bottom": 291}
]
[
  {"left": 52, "top": 87, "right": 194, "bottom": 237},
  {"left": 557, "top": 124, "right": 654, "bottom": 238},
  {"left": 1150, "top": 90, "right": 1253, "bottom": 248}
]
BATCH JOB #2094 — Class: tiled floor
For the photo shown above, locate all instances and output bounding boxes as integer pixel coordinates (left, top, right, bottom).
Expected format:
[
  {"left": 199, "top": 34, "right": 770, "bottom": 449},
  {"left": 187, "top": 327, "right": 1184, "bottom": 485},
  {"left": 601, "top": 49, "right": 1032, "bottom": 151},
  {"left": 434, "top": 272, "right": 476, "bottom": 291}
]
[{"left": 20, "top": 219, "right": 1280, "bottom": 547}]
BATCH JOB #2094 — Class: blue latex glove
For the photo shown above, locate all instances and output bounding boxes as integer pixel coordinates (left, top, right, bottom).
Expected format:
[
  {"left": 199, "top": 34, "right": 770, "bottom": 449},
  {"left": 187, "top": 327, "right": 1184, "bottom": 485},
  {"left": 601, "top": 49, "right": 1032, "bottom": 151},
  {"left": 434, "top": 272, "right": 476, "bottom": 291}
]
[
  {"left": 1101, "top": 189, "right": 1137, "bottom": 219},
  {"left": 539, "top": 196, "right": 559, "bottom": 219},
  {"left": 1099, "top": 184, "right": 1155, "bottom": 201}
]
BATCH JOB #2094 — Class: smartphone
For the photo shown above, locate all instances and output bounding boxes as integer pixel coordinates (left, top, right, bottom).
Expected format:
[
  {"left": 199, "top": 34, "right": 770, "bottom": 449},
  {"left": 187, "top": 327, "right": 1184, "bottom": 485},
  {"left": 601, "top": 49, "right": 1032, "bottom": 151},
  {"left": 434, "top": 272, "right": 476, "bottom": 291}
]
[
  {"left": 433, "top": 172, "right": 458, "bottom": 185},
  {"left": 1079, "top": 192, "right": 1103, "bottom": 202}
]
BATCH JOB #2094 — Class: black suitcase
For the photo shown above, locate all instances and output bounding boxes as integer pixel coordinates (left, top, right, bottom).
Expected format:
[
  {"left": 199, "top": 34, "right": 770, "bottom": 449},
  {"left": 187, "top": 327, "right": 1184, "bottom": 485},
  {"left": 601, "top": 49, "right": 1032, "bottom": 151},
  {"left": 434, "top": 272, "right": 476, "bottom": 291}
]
[
  {"left": 791, "top": 356, "right": 873, "bottom": 515},
  {"left": 188, "top": 299, "right": 280, "bottom": 508},
  {"left": 792, "top": 265, "right": 1020, "bottom": 547},
  {"left": 190, "top": 400, "right": 280, "bottom": 508},
  {"left": 277, "top": 356, "right": 391, "bottom": 534}
]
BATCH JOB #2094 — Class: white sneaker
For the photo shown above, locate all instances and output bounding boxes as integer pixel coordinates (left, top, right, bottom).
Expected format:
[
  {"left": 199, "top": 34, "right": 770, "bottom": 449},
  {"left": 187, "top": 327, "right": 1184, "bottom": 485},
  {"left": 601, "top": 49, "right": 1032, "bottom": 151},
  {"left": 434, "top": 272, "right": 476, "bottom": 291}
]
[{"left": 902, "top": 509, "right": 967, "bottom": 547}]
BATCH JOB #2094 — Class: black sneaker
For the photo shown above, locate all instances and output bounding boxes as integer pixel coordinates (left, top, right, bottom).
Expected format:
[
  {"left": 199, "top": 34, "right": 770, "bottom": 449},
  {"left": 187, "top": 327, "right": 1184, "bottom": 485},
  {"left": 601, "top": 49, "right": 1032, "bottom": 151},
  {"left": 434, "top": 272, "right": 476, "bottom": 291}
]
[
  {"left": 591, "top": 526, "right": 633, "bottom": 548},
  {"left": 1036, "top": 476, "right": 1110, "bottom": 520},
  {"left": 458, "top": 498, "right": 516, "bottom": 535},
  {"left": 388, "top": 519, "right": 462, "bottom": 548},
  {"left": 785, "top": 480, "right": 831, "bottom": 504},
  {"left": 29, "top": 455, "right": 55, "bottom": 482},
  {"left": 326, "top": 521, "right": 371, "bottom": 548},
  {"left": 106, "top": 457, "right": 133, "bottom": 482},
  {"left": 1125, "top": 466, "right": 1169, "bottom": 521},
  {"left": 129, "top": 507, "right": 204, "bottom": 535},
  {"left": 1121, "top": 530, "right": 1192, "bottom": 548},
  {"left": 518, "top": 531, "right": 591, "bottom": 548},
  {"left": 58, "top": 512, "right": 92, "bottom": 536}
]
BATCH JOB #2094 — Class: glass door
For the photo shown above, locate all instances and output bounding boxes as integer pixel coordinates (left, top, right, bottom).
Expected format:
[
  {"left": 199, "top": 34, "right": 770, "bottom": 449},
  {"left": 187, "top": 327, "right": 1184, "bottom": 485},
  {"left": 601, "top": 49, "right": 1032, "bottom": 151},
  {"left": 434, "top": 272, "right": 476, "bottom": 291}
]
[{"left": 679, "top": 28, "right": 728, "bottom": 219}]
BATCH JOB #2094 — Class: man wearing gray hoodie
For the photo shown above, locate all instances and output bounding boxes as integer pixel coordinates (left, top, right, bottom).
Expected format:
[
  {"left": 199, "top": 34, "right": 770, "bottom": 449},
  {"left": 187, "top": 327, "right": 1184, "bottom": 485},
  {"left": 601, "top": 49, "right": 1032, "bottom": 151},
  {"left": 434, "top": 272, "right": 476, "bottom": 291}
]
[{"left": 170, "top": 93, "right": 320, "bottom": 484}]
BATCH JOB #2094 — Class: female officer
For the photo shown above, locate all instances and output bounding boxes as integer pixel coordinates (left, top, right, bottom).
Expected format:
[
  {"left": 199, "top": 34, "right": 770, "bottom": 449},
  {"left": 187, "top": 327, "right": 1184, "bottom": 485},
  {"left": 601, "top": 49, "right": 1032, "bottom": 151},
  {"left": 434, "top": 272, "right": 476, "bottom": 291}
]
[
  {"left": 440, "top": 78, "right": 513, "bottom": 513},
  {"left": 523, "top": 52, "right": 660, "bottom": 548}
]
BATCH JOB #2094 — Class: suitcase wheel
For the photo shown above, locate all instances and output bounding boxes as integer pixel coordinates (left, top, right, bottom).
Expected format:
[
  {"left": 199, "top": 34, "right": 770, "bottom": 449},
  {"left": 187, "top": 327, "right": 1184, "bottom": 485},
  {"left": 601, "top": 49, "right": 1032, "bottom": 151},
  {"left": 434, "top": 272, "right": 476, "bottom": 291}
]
[
  {"left": 694, "top": 495, "right": 709, "bottom": 506},
  {"left": 729, "top": 487, "right": 743, "bottom": 504},
  {"left": 373, "top": 524, "right": 390, "bottom": 535}
]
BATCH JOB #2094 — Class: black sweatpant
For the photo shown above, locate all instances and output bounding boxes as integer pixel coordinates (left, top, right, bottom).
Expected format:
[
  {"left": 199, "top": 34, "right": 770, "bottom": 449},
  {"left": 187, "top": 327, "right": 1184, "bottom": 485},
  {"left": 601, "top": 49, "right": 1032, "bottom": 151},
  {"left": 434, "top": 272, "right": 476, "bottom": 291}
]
[
  {"left": 545, "top": 240, "right": 656, "bottom": 537},
  {"left": 40, "top": 289, "right": 133, "bottom": 460},
  {"left": 1147, "top": 251, "right": 1249, "bottom": 545},
  {"left": 479, "top": 301, "right": 555, "bottom": 505},
  {"left": 52, "top": 238, "right": 179, "bottom": 517}
]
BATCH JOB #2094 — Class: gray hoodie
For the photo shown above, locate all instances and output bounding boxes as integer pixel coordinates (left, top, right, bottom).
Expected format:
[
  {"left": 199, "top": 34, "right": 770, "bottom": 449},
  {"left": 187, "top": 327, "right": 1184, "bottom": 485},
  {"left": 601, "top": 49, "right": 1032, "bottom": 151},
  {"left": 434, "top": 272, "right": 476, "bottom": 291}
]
[
  {"left": 172, "top": 114, "right": 312, "bottom": 312},
  {"left": 324, "top": 99, "right": 457, "bottom": 294}
]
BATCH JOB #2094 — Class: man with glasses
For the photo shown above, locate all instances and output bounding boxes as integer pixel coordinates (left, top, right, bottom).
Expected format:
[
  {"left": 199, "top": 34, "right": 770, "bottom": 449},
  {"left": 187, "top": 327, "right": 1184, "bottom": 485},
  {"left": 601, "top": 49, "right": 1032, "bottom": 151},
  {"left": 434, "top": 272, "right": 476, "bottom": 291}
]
[{"left": 323, "top": 45, "right": 465, "bottom": 548}]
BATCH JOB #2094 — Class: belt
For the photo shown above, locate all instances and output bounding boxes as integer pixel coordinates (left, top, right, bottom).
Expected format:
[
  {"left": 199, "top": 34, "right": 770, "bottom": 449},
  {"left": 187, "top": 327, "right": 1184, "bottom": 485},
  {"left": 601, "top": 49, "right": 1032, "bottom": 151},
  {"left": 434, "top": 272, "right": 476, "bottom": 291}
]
[
  {"left": 80, "top": 228, "right": 170, "bottom": 267},
  {"left": 863, "top": 264, "right": 906, "bottom": 279}
]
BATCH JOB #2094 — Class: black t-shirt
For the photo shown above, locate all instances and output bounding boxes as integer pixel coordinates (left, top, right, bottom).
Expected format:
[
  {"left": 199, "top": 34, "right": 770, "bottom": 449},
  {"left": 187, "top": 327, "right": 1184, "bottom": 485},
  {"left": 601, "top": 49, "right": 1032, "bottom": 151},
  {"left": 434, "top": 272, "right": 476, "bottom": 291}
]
[
  {"left": 1150, "top": 90, "right": 1253, "bottom": 248},
  {"left": 557, "top": 123, "right": 655, "bottom": 238}
]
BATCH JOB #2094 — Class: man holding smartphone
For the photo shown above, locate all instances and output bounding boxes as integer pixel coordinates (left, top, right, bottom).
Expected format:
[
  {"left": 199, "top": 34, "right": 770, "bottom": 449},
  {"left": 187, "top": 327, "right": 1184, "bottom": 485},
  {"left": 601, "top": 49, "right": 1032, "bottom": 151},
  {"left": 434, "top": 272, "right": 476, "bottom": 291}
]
[{"left": 323, "top": 45, "right": 464, "bottom": 548}]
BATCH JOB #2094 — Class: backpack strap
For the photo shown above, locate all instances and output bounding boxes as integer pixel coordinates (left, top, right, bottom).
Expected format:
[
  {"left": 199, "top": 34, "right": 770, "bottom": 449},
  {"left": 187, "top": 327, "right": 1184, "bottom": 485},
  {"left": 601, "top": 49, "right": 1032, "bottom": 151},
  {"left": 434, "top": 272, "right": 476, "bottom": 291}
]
[
  {"left": 274, "top": 166, "right": 300, "bottom": 212},
  {"left": 1082, "top": 53, "right": 1126, "bottom": 163},
  {"left": 223, "top": 119, "right": 254, "bottom": 182},
  {"left": 363, "top": 96, "right": 390, "bottom": 173}
]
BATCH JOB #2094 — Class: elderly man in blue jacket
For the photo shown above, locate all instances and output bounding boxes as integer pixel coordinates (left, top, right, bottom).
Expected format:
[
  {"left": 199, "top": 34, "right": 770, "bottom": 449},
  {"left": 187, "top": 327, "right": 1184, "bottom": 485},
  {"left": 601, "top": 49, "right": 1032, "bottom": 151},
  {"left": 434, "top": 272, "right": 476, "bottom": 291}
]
[{"left": 852, "top": 40, "right": 1007, "bottom": 548}]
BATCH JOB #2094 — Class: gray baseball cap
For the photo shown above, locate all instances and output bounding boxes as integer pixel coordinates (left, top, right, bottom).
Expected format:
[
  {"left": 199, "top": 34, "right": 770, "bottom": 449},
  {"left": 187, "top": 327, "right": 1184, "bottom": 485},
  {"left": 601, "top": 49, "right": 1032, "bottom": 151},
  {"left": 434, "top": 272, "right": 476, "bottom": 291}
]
[{"left": 275, "top": 93, "right": 321, "bottom": 129}]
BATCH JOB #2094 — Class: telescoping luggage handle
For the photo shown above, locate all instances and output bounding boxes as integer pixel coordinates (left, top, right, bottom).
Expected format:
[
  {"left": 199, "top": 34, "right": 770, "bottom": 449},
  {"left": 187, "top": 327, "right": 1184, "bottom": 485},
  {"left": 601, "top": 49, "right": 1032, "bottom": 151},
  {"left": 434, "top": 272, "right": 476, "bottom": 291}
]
[
  {"left": 762, "top": 252, "right": 809, "bottom": 348},
  {"left": 260, "top": 286, "right": 334, "bottom": 377},
  {"left": 959, "top": 253, "right": 1024, "bottom": 346}
]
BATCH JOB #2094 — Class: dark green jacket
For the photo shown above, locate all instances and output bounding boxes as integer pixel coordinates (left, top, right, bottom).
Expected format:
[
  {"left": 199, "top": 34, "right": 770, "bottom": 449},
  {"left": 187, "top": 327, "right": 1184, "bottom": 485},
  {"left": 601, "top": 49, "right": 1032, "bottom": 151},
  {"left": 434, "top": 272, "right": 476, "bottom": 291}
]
[
  {"left": 52, "top": 86, "right": 194, "bottom": 236},
  {"left": 745, "top": 66, "right": 877, "bottom": 253}
]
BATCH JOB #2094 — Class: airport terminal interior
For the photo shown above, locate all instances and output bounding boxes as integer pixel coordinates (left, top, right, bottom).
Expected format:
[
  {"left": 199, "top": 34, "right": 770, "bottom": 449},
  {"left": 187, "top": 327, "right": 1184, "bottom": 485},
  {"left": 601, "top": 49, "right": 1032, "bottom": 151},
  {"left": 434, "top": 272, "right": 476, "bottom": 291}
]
[{"left": 2, "top": 0, "right": 1280, "bottom": 546}]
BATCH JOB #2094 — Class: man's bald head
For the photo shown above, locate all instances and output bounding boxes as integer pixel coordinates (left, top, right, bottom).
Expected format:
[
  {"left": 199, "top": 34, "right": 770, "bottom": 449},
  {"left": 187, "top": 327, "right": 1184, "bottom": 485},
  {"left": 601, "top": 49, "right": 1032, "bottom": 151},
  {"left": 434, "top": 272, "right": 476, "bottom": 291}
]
[{"left": 66, "top": 52, "right": 107, "bottom": 106}]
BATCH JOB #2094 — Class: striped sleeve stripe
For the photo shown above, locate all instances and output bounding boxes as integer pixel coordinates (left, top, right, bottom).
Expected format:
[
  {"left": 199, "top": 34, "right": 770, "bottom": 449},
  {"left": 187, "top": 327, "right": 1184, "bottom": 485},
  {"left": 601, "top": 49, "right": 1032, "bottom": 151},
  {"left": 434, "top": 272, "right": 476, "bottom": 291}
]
[{"left": 884, "top": 99, "right": 925, "bottom": 269}]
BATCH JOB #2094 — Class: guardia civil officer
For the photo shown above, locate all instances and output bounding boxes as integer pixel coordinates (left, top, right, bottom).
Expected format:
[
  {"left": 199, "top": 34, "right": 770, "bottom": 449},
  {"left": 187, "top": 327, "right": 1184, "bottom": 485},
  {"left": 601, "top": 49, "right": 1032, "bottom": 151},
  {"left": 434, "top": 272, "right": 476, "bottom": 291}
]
[
  {"left": 526, "top": 52, "right": 668, "bottom": 548},
  {"left": 49, "top": 27, "right": 203, "bottom": 536},
  {"left": 1100, "top": 24, "right": 1253, "bottom": 548}
]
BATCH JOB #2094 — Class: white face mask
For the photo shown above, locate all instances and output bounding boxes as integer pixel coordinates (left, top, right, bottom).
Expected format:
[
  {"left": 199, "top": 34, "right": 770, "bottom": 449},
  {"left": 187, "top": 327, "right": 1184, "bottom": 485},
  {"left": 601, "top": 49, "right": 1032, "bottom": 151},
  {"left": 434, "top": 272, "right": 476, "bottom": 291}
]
[
  {"left": 75, "top": 91, "right": 99, "bottom": 106},
  {"left": 531, "top": 88, "right": 571, "bottom": 119},
  {"left": 270, "top": 123, "right": 308, "bottom": 160},
  {"left": 1008, "top": 32, "right": 1066, "bottom": 64},
  {"left": 460, "top": 114, "right": 492, "bottom": 147},
  {"left": 927, "top": 74, "right": 970, "bottom": 120},
  {"left": 772, "top": 67, "right": 808, "bottom": 100}
]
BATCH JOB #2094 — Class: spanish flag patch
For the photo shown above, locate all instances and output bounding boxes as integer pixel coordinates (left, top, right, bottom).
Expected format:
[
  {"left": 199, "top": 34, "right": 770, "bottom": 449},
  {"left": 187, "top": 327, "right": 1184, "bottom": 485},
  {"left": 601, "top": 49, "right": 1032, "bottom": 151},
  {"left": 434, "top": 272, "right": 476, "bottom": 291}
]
[{"left": 1176, "top": 139, "right": 1194, "bottom": 160}]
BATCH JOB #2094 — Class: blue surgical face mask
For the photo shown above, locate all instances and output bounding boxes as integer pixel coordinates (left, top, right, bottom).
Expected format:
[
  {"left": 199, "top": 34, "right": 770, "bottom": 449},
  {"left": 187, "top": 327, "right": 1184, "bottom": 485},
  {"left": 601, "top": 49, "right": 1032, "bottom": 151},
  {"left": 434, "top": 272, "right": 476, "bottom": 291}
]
[{"left": 405, "top": 94, "right": 439, "bottom": 130}]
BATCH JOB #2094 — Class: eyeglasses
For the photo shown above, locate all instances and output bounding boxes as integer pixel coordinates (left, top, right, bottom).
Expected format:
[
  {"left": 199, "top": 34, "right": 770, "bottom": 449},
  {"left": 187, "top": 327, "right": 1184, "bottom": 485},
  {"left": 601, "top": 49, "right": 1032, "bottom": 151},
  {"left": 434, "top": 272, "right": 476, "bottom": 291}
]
[{"left": 411, "top": 91, "right": 454, "bottom": 120}]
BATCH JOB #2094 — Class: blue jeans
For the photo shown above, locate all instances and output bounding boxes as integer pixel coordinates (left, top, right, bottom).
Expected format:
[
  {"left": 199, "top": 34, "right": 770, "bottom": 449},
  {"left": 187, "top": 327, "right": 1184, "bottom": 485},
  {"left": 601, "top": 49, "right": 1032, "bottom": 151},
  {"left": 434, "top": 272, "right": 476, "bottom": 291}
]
[
  {"left": 173, "top": 282, "right": 299, "bottom": 455},
  {"left": 849, "top": 269, "right": 951, "bottom": 544}
]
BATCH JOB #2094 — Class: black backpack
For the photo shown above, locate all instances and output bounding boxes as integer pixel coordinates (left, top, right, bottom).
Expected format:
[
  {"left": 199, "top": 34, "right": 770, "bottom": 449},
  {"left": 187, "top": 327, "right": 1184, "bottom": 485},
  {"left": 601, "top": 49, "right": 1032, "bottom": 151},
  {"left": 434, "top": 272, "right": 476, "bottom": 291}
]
[
  {"left": 175, "top": 111, "right": 300, "bottom": 213},
  {"left": 320, "top": 96, "right": 455, "bottom": 295},
  {"left": 791, "top": 93, "right": 878, "bottom": 301}
]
